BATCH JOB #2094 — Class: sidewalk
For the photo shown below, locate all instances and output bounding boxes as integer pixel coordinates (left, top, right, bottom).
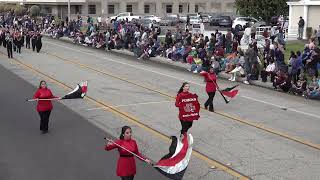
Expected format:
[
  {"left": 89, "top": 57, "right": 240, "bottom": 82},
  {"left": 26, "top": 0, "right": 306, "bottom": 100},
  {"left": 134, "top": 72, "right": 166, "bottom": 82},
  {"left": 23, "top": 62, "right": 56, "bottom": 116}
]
[{"left": 44, "top": 35, "right": 275, "bottom": 91}]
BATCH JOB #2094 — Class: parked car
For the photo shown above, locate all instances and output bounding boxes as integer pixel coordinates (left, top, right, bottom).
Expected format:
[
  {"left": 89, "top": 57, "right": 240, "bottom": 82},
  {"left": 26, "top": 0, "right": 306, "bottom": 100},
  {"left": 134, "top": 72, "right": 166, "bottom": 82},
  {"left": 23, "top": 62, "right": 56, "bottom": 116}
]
[
  {"left": 180, "top": 16, "right": 187, "bottom": 23},
  {"left": 159, "top": 16, "right": 179, "bottom": 26},
  {"left": 209, "top": 16, "right": 222, "bottom": 26},
  {"left": 232, "top": 17, "right": 266, "bottom": 30},
  {"left": 109, "top": 12, "right": 141, "bottom": 22},
  {"left": 218, "top": 16, "right": 232, "bottom": 27},
  {"left": 201, "top": 14, "right": 211, "bottom": 23},
  {"left": 140, "top": 19, "right": 160, "bottom": 29},
  {"left": 143, "top": 15, "right": 161, "bottom": 23},
  {"left": 189, "top": 16, "right": 201, "bottom": 25}
]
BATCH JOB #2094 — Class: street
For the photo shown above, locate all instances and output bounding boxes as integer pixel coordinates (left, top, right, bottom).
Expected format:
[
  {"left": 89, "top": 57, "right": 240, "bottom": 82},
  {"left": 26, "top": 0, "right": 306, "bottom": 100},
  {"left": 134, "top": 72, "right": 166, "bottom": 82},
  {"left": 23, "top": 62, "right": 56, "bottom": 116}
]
[{"left": 0, "top": 38, "right": 320, "bottom": 179}]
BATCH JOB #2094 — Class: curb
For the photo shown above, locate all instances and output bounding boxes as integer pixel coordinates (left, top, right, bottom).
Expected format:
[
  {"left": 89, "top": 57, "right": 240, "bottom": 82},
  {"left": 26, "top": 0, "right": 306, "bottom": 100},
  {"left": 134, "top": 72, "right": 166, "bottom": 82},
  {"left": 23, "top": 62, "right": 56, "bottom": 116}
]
[{"left": 43, "top": 35, "right": 275, "bottom": 91}]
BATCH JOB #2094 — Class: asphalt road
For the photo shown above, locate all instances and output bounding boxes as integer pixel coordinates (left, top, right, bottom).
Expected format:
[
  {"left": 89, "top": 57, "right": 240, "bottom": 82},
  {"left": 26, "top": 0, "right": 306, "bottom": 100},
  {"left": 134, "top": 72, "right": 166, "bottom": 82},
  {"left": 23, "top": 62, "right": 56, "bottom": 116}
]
[
  {"left": 1, "top": 37, "right": 320, "bottom": 179},
  {"left": 0, "top": 64, "right": 166, "bottom": 180}
]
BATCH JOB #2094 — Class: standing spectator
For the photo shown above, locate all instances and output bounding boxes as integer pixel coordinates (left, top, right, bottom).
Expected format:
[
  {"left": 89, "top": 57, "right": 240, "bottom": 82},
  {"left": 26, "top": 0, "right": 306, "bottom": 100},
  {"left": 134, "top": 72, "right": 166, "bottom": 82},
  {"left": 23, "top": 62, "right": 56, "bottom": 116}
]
[
  {"left": 317, "top": 25, "right": 320, "bottom": 46},
  {"left": 298, "top": 16, "right": 305, "bottom": 40}
]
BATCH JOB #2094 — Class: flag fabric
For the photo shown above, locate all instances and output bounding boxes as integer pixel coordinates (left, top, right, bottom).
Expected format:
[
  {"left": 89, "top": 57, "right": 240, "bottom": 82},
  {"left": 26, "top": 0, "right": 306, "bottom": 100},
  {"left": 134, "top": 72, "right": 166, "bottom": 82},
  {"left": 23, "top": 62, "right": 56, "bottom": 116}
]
[
  {"left": 154, "top": 134, "right": 194, "bottom": 180},
  {"left": 178, "top": 94, "right": 200, "bottom": 121},
  {"left": 220, "top": 85, "right": 239, "bottom": 98},
  {"left": 62, "top": 81, "right": 88, "bottom": 99}
]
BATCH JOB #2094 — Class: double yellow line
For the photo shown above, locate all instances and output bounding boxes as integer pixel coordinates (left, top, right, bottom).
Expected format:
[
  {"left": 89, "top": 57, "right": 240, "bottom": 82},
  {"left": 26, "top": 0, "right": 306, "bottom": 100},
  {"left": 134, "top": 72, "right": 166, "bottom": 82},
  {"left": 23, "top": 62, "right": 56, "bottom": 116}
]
[
  {"left": 0, "top": 51, "right": 251, "bottom": 179},
  {"left": 43, "top": 50, "right": 320, "bottom": 152}
]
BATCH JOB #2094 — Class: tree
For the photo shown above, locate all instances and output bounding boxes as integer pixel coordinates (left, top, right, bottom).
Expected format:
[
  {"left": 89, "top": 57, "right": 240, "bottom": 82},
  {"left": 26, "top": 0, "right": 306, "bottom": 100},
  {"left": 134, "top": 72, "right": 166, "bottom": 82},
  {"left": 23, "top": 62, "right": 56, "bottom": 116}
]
[
  {"left": 29, "top": 5, "right": 40, "bottom": 17},
  {"left": 14, "top": 5, "right": 26, "bottom": 16},
  {"left": 235, "top": 0, "right": 288, "bottom": 23}
]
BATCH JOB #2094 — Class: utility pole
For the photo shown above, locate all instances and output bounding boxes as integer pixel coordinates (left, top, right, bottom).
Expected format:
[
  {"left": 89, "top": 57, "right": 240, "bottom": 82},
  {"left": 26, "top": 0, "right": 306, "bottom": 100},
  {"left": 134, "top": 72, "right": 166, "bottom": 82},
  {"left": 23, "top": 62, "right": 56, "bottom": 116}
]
[{"left": 68, "top": 0, "right": 71, "bottom": 24}]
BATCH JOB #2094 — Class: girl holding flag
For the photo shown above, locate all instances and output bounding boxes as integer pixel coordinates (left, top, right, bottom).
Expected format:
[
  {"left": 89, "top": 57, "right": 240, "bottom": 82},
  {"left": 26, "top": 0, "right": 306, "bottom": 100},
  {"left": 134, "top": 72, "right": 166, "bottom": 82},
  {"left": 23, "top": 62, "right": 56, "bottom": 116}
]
[
  {"left": 33, "top": 80, "right": 60, "bottom": 134},
  {"left": 105, "top": 126, "right": 152, "bottom": 180},
  {"left": 175, "top": 82, "right": 200, "bottom": 137},
  {"left": 200, "top": 67, "right": 217, "bottom": 112}
]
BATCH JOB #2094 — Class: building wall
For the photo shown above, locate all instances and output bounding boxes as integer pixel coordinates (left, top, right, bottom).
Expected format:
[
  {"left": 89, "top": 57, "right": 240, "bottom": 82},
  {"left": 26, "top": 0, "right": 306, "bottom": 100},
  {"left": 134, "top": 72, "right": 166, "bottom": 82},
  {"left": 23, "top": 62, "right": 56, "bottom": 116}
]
[
  {"left": 290, "top": 5, "right": 304, "bottom": 30},
  {"left": 308, "top": 5, "right": 320, "bottom": 30}
]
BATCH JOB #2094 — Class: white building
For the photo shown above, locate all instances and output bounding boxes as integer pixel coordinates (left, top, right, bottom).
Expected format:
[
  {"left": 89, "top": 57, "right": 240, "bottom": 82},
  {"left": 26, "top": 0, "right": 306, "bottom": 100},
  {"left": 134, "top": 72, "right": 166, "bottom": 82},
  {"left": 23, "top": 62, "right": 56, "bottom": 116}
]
[
  {"left": 287, "top": 0, "right": 320, "bottom": 40},
  {"left": 1, "top": 0, "right": 235, "bottom": 18}
]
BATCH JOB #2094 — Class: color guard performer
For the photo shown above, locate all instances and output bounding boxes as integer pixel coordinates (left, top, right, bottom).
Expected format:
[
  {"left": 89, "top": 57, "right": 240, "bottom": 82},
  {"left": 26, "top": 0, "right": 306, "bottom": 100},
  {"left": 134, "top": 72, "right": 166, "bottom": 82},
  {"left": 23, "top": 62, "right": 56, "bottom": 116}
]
[
  {"left": 175, "top": 82, "right": 200, "bottom": 137},
  {"left": 200, "top": 67, "right": 218, "bottom": 112},
  {"left": 105, "top": 126, "right": 152, "bottom": 180},
  {"left": 33, "top": 80, "right": 59, "bottom": 134}
]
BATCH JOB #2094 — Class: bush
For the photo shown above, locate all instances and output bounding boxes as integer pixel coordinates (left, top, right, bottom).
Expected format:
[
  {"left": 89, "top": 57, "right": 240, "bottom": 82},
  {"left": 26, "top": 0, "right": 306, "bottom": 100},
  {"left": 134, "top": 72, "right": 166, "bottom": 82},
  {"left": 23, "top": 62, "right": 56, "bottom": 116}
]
[
  {"left": 306, "top": 27, "right": 313, "bottom": 40},
  {"left": 29, "top": 5, "right": 40, "bottom": 17},
  {"left": 14, "top": 5, "right": 26, "bottom": 16},
  {"left": 3, "top": 4, "right": 14, "bottom": 12}
]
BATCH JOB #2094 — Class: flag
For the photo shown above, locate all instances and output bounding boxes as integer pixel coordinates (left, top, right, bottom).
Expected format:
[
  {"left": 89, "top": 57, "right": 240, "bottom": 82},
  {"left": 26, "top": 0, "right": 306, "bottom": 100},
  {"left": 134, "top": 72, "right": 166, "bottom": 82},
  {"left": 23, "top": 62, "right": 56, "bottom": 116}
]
[
  {"left": 154, "top": 134, "right": 193, "bottom": 180},
  {"left": 62, "top": 81, "right": 88, "bottom": 99},
  {"left": 178, "top": 94, "right": 200, "bottom": 121},
  {"left": 220, "top": 85, "right": 239, "bottom": 98}
]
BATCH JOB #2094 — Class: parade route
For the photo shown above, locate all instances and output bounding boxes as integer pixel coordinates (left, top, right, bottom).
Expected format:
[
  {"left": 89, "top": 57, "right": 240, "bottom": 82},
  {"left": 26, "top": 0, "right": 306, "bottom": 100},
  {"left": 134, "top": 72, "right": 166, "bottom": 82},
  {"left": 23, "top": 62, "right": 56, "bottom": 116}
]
[{"left": 1, "top": 38, "right": 320, "bottom": 179}]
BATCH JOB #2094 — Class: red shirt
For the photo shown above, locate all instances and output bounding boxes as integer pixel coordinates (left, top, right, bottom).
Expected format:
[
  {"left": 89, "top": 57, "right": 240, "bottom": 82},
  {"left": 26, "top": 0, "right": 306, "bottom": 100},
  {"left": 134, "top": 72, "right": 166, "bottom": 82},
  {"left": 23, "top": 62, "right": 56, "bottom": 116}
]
[
  {"left": 175, "top": 91, "right": 200, "bottom": 121},
  {"left": 105, "top": 139, "right": 145, "bottom": 177},
  {"left": 33, "top": 88, "right": 55, "bottom": 112},
  {"left": 200, "top": 71, "right": 217, "bottom": 92}
]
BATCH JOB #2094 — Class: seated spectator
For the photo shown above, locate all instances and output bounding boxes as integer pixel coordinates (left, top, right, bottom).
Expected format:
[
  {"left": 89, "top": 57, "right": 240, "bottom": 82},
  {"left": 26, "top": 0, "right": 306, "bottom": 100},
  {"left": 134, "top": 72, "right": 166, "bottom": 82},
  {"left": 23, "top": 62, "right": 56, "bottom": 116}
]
[
  {"left": 261, "top": 58, "right": 276, "bottom": 83},
  {"left": 290, "top": 75, "right": 307, "bottom": 95},
  {"left": 190, "top": 55, "right": 203, "bottom": 73},
  {"left": 273, "top": 71, "right": 292, "bottom": 92}
]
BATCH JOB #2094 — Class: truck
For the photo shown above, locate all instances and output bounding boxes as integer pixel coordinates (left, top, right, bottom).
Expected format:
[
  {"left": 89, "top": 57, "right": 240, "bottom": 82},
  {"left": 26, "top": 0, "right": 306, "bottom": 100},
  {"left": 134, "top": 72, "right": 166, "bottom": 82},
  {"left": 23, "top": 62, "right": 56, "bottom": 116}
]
[{"left": 109, "top": 12, "right": 141, "bottom": 22}]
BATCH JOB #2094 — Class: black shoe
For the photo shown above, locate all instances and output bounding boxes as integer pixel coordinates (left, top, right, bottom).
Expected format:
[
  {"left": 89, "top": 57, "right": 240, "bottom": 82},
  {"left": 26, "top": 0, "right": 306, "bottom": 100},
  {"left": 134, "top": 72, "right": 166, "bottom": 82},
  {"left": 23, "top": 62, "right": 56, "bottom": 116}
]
[
  {"left": 204, "top": 104, "right": 208, "bottom": 110},
  {"left": 41, "top": 130, "right": 48, "bottom": 134}
]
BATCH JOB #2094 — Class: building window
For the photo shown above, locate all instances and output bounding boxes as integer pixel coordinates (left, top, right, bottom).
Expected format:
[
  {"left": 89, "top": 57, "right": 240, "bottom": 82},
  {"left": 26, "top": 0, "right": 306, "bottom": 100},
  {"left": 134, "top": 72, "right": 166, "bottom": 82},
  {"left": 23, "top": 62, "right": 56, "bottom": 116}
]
[
  {"left": 144, "top": 5, "right": 150, "bottom": 14},
  {"left": 88, "top": 5, "right": 96, "bottom": 14},
  {"left": 179, "top": 5, "right": 183, "bottom": 13},
  {"left": 127, "top": 5, "right": 133, "bottom": 13},
  {"left": 75, "top": 5, "right": 81, "bottom": 14},
  {"left": 108, "top": 5, "right": 114, "bottom": 14},
  {"left": 166, "top": 5, "right": 172, "bottom": 13},
  {"left": 195, "top": 4, "right": 199, "bottom": 13}
]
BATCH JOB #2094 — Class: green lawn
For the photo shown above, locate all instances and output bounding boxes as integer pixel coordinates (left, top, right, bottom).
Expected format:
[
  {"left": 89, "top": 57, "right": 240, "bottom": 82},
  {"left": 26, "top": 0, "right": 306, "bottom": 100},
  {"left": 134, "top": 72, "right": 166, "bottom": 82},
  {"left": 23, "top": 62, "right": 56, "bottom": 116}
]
[{"left": 284, "top": 41, "right": 307, "bottom": 63}]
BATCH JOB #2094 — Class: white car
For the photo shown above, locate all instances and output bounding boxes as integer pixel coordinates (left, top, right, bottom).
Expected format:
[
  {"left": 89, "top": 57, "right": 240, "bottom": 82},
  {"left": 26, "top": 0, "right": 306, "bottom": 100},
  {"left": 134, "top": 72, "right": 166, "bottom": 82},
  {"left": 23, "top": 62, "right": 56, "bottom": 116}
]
[
  {"left": 143, "top": 15, "right": 161, "bottom": 23},
  {"left": 189, "top": 16, "right": 201, "bottom": 24},
  {"left": 109, "top": 12, "right": 141, "bottom": 22},
  {"left": 232, "top": 17, "right": 266, "bottom": 30}
]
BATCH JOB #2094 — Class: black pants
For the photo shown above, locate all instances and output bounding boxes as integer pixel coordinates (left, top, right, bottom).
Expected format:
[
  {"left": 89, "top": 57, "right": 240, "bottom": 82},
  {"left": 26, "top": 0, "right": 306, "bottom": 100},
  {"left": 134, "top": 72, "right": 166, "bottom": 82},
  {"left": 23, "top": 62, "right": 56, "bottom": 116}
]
[
  {"left": 36, "top": 44, "right": 42, "bottom": 53},
  {"left": 121, "top": 176, "right": 134, "bottom": 180},
  {"left": 180, "top": 120, "right": 193, "bottom": 135},
  {"left": 7, "top": 46, "right": 13, "bottom": 58},
  {"left": 26, "top": 41, "right": 30, "bottom": 49},
  {"left": 38, "top": 110, "right": 51, "bottom": 131},
  {"left": 16, "top": 45, "right": 21, "bottom": 53},
  {"left": 204, "top": 92, "right": 215, "bottom": 111},
  {"left": 318, "top": 37, "right": 320, "bottom": 46},
  {"left": 32, "top": 41, "right": 36, "bottom": 51}
]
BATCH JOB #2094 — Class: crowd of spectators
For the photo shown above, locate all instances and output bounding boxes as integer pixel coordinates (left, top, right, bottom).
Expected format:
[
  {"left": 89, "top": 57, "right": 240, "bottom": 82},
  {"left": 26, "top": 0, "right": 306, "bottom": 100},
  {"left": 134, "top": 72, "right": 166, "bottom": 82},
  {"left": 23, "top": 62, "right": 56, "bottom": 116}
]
[{"left": 1, "top": 12, "right": 319, "bottom": 100}]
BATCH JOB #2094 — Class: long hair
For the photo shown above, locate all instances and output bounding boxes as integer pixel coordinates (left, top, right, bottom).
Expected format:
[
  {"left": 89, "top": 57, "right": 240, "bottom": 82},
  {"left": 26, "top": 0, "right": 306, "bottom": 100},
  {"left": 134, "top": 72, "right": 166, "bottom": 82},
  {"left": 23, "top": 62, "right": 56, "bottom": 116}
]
[
  {"left": 38, "top": 80, "right": 46, "bottom": 89},
  {"left": 177, "top": 82, "right": 189, "bottom": 94},
  {"left": 119, "top": 126, "right": 131, "bottom": 140}
]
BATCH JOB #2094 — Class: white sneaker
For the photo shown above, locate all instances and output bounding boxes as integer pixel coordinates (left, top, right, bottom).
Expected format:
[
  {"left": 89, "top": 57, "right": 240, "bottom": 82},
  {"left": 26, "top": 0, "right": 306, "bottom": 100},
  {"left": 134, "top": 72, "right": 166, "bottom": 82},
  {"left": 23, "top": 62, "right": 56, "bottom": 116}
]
[
  {"left": 228, "top": 77, "right": 233, "bottom": 81},
  {"left": 243, "top": 80, "right": 250, "bottom": 85},
  {"left": 193, "top": 70, "right": 198, "bottom": 73},
  {"left": 231, "top": 78, "right": 236, "bottom": 82}
]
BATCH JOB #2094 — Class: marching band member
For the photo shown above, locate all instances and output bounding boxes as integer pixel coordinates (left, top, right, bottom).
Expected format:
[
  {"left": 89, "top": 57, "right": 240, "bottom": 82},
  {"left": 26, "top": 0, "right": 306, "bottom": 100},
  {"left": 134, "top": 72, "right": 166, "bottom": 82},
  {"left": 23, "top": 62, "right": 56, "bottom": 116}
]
[{"left": 105, "top": 126, "right": 151, "bottom": 180}]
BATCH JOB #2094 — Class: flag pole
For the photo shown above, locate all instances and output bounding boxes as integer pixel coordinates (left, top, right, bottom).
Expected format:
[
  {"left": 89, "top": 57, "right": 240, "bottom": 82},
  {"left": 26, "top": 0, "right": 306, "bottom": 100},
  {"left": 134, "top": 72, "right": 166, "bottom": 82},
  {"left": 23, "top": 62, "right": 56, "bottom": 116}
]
[
  {"left": 104, "top": 137, "right": 147, "bottom": 162},
  {"left": 202, "top": 71, "right": 229, "bottom": 104},
  {"left": 26, "top": 97, "right": 61, "bottom": 102}
]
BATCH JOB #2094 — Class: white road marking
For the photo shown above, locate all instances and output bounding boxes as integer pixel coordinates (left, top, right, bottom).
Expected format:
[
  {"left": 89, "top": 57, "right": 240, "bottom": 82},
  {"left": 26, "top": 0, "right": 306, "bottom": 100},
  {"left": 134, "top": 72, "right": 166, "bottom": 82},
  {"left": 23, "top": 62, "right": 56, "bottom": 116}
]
[
  {"left": 47, "top": 41, "right": 320, "bottom": 119},
  {"left": 86, "top": 100, "right": 172, "bottom": 111}
]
